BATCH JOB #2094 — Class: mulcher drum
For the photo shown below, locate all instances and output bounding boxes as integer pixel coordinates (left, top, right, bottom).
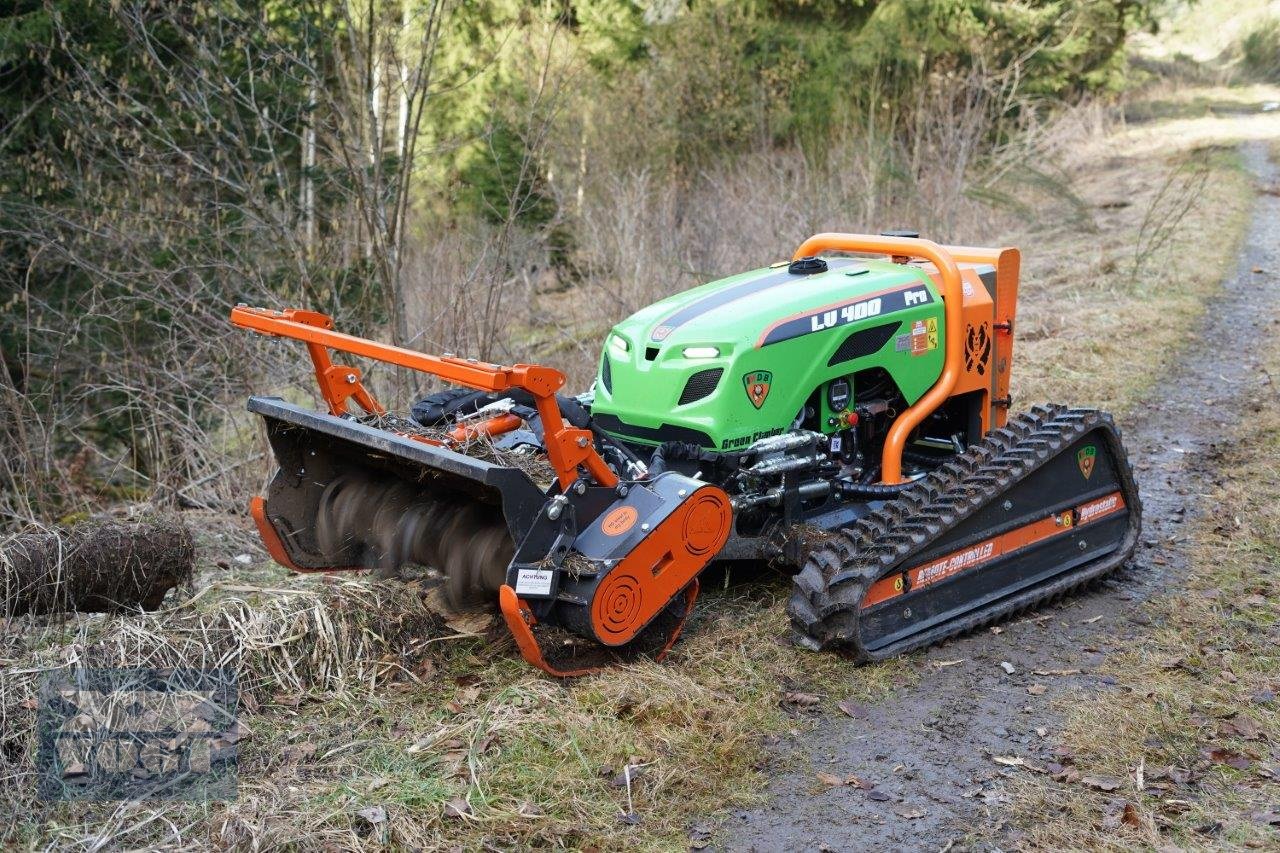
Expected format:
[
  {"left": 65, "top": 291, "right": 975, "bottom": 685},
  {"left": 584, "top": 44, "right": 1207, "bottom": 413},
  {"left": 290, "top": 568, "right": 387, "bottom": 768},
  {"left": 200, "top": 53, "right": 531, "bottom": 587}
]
[{"left": 789, "top": 405, "right": 1142, "bottom": 661}]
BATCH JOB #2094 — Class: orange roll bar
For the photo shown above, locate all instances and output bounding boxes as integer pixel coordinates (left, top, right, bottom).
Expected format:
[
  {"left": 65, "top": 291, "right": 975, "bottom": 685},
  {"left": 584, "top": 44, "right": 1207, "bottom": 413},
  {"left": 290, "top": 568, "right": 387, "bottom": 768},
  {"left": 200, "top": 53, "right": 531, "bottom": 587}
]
[
  {"left": 231, "top": 306, "right": 618, "bottom": 490},
  {"left": 791, "top": 234, "right": 965, "bottom": 484}
]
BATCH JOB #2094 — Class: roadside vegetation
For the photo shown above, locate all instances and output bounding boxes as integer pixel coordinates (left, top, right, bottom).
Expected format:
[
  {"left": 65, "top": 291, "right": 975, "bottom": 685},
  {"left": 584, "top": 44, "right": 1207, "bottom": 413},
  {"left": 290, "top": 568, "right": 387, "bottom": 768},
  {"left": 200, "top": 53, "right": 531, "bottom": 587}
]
[
  {"left": 1008, "top": 238, "right": 1280, "bottom": 849},
  {"left": 1, "top": 0, "right": 1159, "bottom": 522},
  {"left": 1, "top": 1, "right": 1276, "bottom": 849}
]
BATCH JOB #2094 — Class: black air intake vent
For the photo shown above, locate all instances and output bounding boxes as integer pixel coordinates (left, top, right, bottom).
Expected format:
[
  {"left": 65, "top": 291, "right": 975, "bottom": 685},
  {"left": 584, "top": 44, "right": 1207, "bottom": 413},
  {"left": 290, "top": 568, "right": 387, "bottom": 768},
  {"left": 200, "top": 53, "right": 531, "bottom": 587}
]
[
  {"left": 678, "top": 368, "right": 724, "bottom": 405},
  {"left": 600, "top": 356, "right": 613, "bottom": 393},
  {"left": 828, "top": 322, "right": 898, "bottom": 366}
]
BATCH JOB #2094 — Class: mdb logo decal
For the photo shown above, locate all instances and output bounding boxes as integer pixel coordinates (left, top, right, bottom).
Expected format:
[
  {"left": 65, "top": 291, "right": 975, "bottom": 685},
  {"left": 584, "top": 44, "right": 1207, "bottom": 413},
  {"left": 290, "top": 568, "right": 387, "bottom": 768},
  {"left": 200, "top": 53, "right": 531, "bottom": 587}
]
[
  {"left": 743, "top": 370, "right": 772, "bottom": 409},
  {"left": 1077, "top": 445, "right": 1097, "bottom": 479}
]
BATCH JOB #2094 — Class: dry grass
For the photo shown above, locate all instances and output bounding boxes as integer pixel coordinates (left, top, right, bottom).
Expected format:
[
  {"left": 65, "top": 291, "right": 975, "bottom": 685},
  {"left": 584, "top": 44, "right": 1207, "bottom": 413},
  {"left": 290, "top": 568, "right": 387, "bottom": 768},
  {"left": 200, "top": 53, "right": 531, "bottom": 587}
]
[
  {"left": 1007, "top": 141, "right": 1254, "bottom": 416},
  {"left": 1004, "top": 313, "right": 1280, "bottom": 850},
  {"left": 1, "top": 566, "right": 905, "bottom": 850}
]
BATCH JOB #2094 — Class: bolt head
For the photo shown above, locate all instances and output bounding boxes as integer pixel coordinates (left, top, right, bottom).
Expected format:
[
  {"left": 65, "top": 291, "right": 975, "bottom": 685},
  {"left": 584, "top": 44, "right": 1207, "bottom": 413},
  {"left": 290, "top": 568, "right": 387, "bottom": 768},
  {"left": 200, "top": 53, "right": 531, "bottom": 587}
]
[
  {"left": 616, "top": 485, "right": 629, "bottom": 498},
  {"left": 574, "top": 481, "right": 587, "bottom": 495},
  {"left": 345, "top": 373, "right": 357, "bottom": 384},
  {"left": 1002, "top": 500, "right": 1013, "bottom": 511},
  {"left": 547, "top": 504, "right": 562, "bottom": 520},
  {"left": 640, "top": 523, "right": 650, "bottom": 531},
  {"left": 576, "top": 436, "right": 589, "bottom": 447}
]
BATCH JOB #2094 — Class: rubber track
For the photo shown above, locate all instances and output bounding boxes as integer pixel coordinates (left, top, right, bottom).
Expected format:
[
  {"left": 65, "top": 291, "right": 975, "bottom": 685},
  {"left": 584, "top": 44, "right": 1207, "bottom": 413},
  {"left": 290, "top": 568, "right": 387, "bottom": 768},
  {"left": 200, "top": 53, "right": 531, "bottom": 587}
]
[{"left": 788, "top": 405, "right": 1142, "bottom": 661}]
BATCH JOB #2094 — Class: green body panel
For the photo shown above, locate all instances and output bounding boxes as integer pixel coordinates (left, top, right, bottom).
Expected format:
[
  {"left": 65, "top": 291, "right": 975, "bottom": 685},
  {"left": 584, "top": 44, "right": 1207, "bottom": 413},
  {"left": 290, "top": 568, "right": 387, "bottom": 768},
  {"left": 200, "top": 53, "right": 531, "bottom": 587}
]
[{"left": 592, "top": 259, "right": 945, "bottom": 450}]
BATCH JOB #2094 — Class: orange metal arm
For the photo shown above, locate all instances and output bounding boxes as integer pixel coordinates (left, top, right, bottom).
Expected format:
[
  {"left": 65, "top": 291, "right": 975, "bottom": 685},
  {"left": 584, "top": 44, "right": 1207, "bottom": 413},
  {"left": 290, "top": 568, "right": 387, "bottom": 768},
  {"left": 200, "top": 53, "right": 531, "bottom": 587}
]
[
  {"left": 791, "top": 234, "right": 965, "bottom": 485},
  {"left": 231, "top": 306, "right": 618, "bottom": 490}
]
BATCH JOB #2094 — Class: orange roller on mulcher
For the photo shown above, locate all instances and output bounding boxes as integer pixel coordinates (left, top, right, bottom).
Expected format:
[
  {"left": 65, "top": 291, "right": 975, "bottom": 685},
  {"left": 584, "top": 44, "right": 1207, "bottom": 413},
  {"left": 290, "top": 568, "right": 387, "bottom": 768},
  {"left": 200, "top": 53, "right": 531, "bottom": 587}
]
[{"left": 233, "top": 232, "right": 1141, "bottom": 675}]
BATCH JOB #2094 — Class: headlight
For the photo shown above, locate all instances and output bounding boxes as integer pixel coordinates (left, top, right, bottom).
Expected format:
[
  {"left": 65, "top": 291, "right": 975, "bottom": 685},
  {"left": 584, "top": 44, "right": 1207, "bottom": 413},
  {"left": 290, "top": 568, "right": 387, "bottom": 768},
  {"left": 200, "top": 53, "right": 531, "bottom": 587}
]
[
  {"left": 609, "top": 334, "right": 629, "bottom": 356},
  {"left": 682, "top": 346, "right": 719, "bottom": 359}
]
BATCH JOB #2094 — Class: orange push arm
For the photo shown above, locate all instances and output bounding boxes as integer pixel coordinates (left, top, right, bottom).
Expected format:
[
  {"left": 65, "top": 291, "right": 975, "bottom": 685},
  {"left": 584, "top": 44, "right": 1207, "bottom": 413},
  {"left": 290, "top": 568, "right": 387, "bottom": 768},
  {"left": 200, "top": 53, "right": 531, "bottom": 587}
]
[
  {"left": 791, "top": 234, "right": 965, "bottom": 485},
  {"left": 231, "top": 306, "right": 617, "bottom": 490}
]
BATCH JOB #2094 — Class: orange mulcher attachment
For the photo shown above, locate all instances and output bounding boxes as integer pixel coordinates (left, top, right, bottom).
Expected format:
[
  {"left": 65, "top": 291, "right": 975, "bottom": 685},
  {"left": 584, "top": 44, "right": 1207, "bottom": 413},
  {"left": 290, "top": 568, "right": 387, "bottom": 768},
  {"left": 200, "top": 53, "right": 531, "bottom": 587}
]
[{"left": 231, "top": 306, "right": 732, "bottom": 677}]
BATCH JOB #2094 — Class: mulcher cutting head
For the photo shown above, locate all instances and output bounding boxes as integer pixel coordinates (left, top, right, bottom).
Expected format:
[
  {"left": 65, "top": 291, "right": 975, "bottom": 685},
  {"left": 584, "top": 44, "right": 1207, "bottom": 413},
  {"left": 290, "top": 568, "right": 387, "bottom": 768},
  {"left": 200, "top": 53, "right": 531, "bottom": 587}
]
[{"left": 233, "top": 307, "right": 731, "bottom": 676}]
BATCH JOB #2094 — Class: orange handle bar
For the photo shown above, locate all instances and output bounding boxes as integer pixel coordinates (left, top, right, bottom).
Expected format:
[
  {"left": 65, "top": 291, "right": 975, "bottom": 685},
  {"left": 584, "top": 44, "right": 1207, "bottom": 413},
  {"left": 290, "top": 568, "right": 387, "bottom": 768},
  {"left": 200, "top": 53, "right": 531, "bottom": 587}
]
[
  {"left": 231, "top": 306, "right": 618, "bottom": 490},
  {"left": 791, "top": 234, "right": 964, "bottom": 485}
]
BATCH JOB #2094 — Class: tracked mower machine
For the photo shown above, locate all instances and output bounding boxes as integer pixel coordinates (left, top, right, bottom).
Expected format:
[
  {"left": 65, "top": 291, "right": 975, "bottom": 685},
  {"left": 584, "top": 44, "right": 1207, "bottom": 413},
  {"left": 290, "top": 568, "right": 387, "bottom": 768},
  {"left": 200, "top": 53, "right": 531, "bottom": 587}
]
[{"left": 234, "top": 233, "right": 1141, "bottom": 675}]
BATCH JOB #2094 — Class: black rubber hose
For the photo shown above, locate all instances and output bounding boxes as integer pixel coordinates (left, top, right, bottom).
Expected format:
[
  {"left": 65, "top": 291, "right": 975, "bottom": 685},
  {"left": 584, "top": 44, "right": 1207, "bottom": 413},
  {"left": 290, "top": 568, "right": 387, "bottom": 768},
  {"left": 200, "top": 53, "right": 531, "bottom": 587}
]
[
  {"left": 837, "top": 479, "right": 918, "bottom": 499},
  {"left": 554, "top": 394, "right": 592, "bottom": 429},
  {"left": 647, "top": 441, "right": 707, "bottom": 477},
  {"left": 902, "top": 449, "right": 951, "bottom": 468},
  {"left": 591, "top": 423, "right": 645, "bottom": 471}
]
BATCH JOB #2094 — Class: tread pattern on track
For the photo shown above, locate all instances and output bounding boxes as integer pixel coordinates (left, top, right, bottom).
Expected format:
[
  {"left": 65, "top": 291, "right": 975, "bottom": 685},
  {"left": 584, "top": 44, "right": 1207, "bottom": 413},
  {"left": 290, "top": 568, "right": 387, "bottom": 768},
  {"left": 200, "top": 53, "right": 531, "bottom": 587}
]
[{"left": 787, "top": 405, "right": 1143, "bottom": 662}]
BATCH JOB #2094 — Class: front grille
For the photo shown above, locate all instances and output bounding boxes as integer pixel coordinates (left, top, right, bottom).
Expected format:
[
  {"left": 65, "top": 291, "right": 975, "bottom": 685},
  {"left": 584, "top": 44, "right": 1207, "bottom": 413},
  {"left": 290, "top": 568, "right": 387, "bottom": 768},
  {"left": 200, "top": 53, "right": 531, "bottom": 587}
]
[
  {"left": 678, "top": 368, "right": 724, "bottom": 405},
  {"left": 600, "top": 356, "right": 613, "bottom": 393}
]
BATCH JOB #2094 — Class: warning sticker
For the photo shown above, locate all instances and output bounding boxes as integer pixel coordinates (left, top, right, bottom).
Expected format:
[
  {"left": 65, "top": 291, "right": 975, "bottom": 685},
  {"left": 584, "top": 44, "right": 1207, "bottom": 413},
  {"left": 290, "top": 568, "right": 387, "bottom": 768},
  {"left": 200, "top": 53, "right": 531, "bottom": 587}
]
[
  {"left": 910, "top": 320, "right": 928, "bottom": 355},
  {"left": 515, "top": 568, "right": 554, "bottom": 596},
  {"left": 909, "top": 317, "right": 939, "bottom": 356}
]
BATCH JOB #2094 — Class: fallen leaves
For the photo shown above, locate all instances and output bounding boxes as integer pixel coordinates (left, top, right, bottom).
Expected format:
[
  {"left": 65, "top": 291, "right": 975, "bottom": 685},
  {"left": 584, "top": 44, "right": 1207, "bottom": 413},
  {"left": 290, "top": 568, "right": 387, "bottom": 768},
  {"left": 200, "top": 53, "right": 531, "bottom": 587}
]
[
  {"left": 1219, "top": 714, "right": 1263, "bottom": 740},
  {"left": 783, "top": 691, "right": 821, "bottom": 707},
  {"left": 1027, "top": 684, "right": 1048, "bottom": 696},
  {"left": 836, "top": 699, "right": 870, "bottom": 720},
  {"left": 993, "top": 755, "right": 1026, "bottom": 767},
  {"left": 895, "top": 805, "right": 927, "bottom": 820},
  {"left": 1202, "top": 747, "right": 1251, "bottom": 770},
  {"left": 1101, "top": 801, "right": 1143, "bottom": 830},
  {"left": 444, "top": 798, "right": 471, "bottom": 819},
  {"left": 815, "top": 771, "right": 875, "bottom": 790},
  {"left": 1033, "top": 668, "right": 1082, "bottom": 677},
  {"left": 354, "top": 805, "right": 386, "bottom": 828}
]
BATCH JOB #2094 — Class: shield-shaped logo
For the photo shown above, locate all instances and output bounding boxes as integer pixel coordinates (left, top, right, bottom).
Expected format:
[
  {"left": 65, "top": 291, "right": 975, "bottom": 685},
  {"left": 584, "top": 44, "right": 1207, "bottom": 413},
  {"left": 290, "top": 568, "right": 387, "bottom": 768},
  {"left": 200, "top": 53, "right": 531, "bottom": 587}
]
[
  {"left": 1077, "top": 445, "right": 1097, "bottom": 479},
  {"left": 743, "top": 370, "right": 772, "bottom": 409}
]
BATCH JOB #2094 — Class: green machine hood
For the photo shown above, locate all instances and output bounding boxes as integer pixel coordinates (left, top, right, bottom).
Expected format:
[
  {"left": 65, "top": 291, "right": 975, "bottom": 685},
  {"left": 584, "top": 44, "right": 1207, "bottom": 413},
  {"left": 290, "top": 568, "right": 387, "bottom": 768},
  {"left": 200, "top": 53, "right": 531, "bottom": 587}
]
[{"left": 591, "top": 257, "right": 947, "bottom": 451}]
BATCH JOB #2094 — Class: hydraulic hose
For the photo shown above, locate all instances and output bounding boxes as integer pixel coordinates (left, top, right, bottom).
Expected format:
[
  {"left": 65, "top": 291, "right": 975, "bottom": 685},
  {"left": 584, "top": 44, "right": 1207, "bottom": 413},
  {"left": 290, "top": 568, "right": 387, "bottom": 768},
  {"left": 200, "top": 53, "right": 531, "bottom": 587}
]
[{"left": 837, "top": 479, "right": 918, "bottom": 499}]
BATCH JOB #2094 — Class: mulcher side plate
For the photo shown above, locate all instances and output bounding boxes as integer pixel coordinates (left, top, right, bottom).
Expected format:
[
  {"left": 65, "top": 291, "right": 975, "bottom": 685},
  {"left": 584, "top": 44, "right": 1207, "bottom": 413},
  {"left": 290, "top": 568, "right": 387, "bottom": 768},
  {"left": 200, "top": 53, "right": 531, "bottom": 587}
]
[{"left": 790, "top": 405, "right": 1142, "bottom": 661}]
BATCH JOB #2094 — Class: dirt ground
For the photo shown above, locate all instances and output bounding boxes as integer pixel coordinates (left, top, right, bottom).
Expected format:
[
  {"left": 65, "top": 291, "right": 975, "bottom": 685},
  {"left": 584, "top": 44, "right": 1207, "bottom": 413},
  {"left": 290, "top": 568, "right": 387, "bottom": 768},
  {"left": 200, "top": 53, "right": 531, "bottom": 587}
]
[{"left": 719, "top": 139, "right": 1280, "bottom": 852}]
